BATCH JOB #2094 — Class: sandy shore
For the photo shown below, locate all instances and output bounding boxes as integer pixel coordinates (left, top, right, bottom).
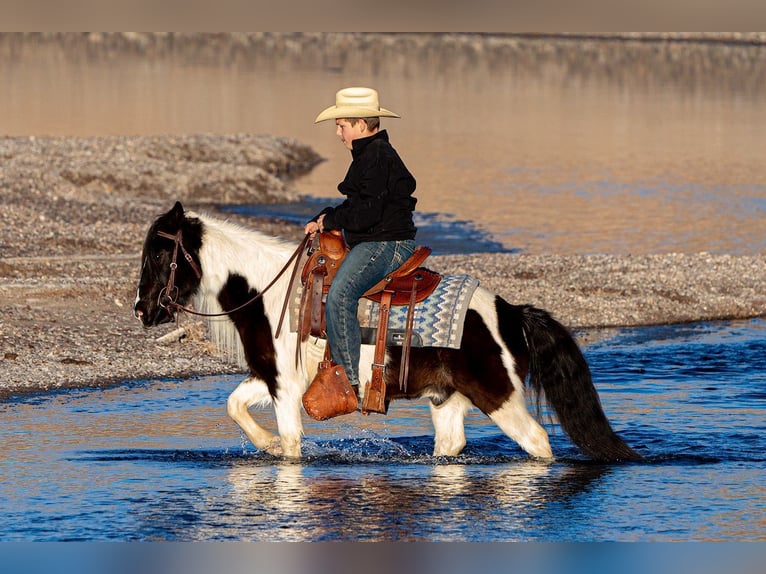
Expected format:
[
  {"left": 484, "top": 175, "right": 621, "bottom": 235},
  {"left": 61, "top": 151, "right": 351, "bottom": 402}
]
[{"left": 1, "top": 134, "right": 764, "bottom": 399}]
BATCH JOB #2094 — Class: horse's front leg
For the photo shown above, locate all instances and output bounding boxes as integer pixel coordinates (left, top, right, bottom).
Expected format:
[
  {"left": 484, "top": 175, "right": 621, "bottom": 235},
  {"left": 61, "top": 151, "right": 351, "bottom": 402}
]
[
  {"left": 227, "top": 377, "right": 282, "bottom": 456},
  {"left": 272, "top": 391, "right": 304, "bottom": 459}
]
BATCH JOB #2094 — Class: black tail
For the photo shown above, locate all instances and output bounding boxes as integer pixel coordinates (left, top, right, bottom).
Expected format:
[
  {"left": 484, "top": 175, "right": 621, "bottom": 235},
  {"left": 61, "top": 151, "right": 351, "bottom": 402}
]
[{"left": 497, "top": 299, "right": 641, "bottom": 462}]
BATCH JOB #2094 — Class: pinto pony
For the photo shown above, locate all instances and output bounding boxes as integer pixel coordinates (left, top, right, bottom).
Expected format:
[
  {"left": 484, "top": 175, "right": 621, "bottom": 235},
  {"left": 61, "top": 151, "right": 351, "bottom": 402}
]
[{"left": 134, "top": 202, "right": 640, "bottom": 462}]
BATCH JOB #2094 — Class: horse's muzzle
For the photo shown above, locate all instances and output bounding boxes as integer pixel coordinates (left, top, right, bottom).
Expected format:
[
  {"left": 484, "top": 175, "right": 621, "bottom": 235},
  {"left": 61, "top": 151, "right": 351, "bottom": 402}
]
[{"left": 134, "top": 301, "right": 173, "bottom": 327}]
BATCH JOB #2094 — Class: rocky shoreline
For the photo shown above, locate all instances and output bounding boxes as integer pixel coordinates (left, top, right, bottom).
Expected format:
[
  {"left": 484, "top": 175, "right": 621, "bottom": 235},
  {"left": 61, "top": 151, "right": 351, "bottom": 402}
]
[{"left": 1, "top": 133, "right": 765, "bottom": 400}]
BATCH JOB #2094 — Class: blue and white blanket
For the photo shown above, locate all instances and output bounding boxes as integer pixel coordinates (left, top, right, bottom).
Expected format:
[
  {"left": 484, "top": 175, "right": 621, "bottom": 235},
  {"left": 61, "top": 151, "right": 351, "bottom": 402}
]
[{"left": 290, "top": 273, "right": 479, "bottom": 350}]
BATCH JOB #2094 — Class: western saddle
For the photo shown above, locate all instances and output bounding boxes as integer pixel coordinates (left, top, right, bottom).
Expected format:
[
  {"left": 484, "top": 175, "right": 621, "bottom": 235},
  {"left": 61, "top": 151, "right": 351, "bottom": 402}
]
[{"left": 298, "top": 231, "right": 441, "bottom": 414}]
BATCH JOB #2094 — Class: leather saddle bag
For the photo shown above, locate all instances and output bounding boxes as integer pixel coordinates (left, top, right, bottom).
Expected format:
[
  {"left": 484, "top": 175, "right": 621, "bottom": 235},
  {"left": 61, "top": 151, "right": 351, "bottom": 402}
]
[{"left": 302, "top": 348, "right": 358, "bottom": 421}]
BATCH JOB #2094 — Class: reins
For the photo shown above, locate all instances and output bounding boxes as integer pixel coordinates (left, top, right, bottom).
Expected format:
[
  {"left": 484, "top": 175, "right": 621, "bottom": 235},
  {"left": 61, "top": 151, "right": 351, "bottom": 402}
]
[{"left": 156, "top": 229, "right": 310, "bottom": 330}]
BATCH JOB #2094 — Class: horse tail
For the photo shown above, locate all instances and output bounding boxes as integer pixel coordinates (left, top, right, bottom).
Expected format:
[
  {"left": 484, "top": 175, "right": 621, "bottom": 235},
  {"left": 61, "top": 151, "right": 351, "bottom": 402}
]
[{"left": 499, "top": 299, "right": 641, "bottom": 462}]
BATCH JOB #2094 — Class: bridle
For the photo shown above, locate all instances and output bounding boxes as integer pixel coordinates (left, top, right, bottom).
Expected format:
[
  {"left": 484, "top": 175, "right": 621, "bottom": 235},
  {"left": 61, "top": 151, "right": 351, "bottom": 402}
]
[
  {"left": 153, "top": 229, "right": 310, "bottom": 336},
  {"left": 156, "top": 230, "right": 202, "bottom": 310}
]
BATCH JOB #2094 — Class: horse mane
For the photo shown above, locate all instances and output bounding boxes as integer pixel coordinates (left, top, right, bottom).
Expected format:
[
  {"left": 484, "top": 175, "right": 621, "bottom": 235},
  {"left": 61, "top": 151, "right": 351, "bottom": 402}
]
[{"left": 189, "top": 211, "right": 296, "bottom": 369}]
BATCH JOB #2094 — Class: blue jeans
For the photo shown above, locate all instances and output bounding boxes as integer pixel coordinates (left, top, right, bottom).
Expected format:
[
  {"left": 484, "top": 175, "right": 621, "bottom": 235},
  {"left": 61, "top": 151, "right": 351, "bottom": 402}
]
[{"left": 325, "top": 239, "right": 416, "bottom": 386}]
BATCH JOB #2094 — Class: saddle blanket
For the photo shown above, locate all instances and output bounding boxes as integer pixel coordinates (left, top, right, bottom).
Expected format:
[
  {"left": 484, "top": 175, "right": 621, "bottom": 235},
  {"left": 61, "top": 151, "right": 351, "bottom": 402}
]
[{"left": 289, "top": 273, "right": 480, "bottom": 350}]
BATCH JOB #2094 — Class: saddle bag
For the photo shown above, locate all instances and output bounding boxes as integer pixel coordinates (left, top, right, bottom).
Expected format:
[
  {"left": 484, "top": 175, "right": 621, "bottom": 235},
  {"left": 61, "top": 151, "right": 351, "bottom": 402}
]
[{"left": 302, "top": 346, "right": 358, "bottom": 421}]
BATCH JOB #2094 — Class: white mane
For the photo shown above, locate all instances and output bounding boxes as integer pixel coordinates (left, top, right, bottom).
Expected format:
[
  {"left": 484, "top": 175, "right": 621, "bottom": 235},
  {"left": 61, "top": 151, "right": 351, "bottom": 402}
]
[{"left": 189, "top": 211, "right": 297, "bottom": 368}]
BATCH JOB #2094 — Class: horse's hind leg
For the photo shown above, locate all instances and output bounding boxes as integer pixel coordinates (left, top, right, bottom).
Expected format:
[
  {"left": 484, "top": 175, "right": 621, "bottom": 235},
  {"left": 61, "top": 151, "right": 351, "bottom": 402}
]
[
  {"left": 489, "top": 392, "right": 553, "bottom": 459},
  {"left": 227, "top": 377, "right": 282, "bottom": 456},
  {"left": 430, "top": 393, "right": 472, "bottom": 456}
]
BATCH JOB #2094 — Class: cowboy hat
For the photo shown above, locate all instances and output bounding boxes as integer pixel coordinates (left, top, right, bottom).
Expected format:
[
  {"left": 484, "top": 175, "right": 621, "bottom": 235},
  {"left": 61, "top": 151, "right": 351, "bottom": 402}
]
[{"left": 314, "top": 87, "right": 401, "bottom": 123}]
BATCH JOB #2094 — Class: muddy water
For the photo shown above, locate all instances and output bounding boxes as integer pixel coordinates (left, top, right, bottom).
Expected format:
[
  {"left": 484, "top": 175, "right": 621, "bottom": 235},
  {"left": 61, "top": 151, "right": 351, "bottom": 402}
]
[{"left": 2, "top": 35, "right": 764, "bottom": 254}]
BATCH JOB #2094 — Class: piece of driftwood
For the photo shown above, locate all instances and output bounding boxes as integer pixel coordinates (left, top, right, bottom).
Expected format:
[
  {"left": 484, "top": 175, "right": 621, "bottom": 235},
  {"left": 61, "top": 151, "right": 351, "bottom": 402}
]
[{"left": 155, "top": 327, "right": 187, "bottom": 345}]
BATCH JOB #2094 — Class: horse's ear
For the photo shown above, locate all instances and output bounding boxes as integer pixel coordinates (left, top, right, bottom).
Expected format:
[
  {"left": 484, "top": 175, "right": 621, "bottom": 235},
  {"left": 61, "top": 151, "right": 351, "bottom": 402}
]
[{"left": 166, "top": 201, "right": 186, "bottom": 226}]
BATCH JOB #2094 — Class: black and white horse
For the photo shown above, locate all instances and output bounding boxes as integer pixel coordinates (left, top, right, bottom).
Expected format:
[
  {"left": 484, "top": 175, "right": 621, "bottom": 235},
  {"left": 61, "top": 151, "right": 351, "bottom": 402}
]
[{"left": 134, "top": 202, "right": 641, "bottom": 462}]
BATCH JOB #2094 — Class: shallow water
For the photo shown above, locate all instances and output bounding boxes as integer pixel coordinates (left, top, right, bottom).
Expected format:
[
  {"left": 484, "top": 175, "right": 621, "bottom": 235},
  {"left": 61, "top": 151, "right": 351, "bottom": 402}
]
[
  {"left": 1, "top": 318, "right": 763, "bottom": 541},
  {"left": 219, "top": 199, "right": 511, "bottom": 255}
]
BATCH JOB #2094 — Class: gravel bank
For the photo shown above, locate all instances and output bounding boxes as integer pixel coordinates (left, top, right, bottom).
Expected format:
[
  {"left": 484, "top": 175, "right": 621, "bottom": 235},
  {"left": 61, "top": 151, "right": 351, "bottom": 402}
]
[{"left": 1, "top": 134, "right": 764, "bottom": 399}]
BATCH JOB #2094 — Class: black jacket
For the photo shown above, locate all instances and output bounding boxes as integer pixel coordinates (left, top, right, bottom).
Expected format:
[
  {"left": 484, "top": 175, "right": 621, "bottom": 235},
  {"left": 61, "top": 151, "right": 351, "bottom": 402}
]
[{"left": 314, "top": 130, "right": 417, "bottom": 247}]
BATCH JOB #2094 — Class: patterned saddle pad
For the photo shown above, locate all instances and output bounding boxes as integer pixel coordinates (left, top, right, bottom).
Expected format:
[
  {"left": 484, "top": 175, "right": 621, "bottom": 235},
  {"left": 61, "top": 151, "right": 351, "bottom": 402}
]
[{"left": 289, "top": 273, "right": 480, "bottom": 349}]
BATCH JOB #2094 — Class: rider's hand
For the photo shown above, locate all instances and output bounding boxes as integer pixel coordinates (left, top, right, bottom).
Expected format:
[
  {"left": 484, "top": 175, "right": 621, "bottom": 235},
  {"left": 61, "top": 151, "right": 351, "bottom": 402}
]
[
  {"left": 304, "top": 214, "right": 326, "bottom": 239},
  {"left": 304, "top": 221, "right": 319, "bottom": 238}
]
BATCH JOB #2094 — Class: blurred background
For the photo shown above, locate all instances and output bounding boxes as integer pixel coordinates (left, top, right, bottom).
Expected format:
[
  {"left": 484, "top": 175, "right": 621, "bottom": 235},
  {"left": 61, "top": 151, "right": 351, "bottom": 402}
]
[{"left": 2, "top": 32, "right": 763, "bottom": 254}]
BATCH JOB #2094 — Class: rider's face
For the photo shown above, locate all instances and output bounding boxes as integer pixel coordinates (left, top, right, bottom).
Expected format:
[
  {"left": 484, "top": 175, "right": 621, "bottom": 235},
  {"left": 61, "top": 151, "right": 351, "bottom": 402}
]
[{"left": 335, "top": 118, "right": 368, "bottom": 150}]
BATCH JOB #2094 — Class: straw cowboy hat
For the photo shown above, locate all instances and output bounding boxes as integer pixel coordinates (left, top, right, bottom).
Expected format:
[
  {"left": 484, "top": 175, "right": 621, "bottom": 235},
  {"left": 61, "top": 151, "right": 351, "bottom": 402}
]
[{"left": 314, "top": 87, "right": 401, "bottom": 123}]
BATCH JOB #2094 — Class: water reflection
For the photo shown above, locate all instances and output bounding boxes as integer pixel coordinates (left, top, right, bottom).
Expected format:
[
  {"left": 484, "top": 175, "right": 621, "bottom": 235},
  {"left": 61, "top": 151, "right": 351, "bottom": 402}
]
[{"left": 220, "top": 458, "right": 609, "bottom": 541}]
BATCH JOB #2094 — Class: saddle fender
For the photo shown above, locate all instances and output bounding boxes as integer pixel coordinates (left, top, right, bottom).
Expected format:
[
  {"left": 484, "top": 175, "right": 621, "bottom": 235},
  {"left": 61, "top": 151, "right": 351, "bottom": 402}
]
[{"left": 298, "top": 231, "right": 442, "bottom": 416}]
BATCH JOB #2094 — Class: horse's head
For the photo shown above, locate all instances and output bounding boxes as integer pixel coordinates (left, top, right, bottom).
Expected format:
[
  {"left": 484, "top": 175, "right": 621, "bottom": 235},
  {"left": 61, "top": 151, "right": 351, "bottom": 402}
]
[{"left": 134, "top": 201, "right": 204, "bottom": 326}]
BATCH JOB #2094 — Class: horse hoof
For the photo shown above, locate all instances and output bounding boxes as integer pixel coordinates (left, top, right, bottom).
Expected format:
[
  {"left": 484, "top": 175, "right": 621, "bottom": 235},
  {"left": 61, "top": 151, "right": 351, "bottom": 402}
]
[{"left": 264, "top": 438, "right": 284, "bottom": 457}]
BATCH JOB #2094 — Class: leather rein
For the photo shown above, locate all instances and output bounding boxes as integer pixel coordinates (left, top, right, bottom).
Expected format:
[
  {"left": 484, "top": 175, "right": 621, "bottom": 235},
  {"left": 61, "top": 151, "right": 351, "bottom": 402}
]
[{"left": 155, "top": 229, "right": 310, "bottom": 335}]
